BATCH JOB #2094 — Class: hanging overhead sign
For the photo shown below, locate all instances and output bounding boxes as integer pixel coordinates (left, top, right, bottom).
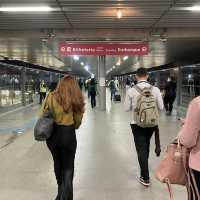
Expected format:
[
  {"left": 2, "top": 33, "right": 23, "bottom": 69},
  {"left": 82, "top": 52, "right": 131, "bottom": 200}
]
[{"left": 59, "top": 42, "right": 149, "bottom": 56}]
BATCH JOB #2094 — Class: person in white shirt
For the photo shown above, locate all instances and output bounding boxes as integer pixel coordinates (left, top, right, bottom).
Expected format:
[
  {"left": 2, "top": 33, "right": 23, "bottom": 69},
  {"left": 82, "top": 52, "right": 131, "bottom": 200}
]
[
  {"left": 114, "top": 78, "right": 119, "bottom": 91},
  {"left": 125, "top": 78, "right": 131, "bottom": 92},
  {"left": 124, "top": 68, "right": 164, "bottom": 187}
]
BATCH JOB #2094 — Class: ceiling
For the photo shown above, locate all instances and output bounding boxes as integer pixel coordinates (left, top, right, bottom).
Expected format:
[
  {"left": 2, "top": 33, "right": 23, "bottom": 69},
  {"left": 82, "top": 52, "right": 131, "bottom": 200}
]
[
  {"left": 1, "top": 0, "right": 200, "bottom": 76},
  {"left": 1, "top": 0, "right": 200, "bottom": 29}
]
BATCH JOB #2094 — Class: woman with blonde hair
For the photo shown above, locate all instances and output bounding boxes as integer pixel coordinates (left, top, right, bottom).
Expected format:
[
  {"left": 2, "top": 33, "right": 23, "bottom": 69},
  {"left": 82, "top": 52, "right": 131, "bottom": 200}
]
[{"left": 41, "top": 75, "right": 85, "bottom": 200}]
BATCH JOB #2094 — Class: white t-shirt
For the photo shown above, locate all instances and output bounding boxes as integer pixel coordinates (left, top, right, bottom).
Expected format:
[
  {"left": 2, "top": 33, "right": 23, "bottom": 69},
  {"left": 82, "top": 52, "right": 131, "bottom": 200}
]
[{"left": 124, "top": 81, "right": 164, "bottom": 124}]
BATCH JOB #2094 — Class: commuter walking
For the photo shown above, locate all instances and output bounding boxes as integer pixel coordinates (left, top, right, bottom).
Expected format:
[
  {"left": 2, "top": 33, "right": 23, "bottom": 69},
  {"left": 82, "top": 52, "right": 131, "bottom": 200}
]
[
  {"left": 164, "top": 77, "right": 177, "bottom": 115},
  {"left": 109, "top": 78, "right": 117, "bottom": 101},
  {"left": 87, "top": 79, "right": 91, "bottom": 98},
  {"left": 89, "top": 78, "right": 97, "bottom": 108},
  {"left": 41, "top": 75, "right": 85, "bottom": 200},
  {"left": 124, "top": 68, "right": 164, "bottom": 187},
  {"left": 179, "top": 96, "right": 200, "bottom": 199},
  {"left": 114, "top": 78, "right": 120, "bottom": 91},
  {"left": 125, "top": 78, "right": 131, "bottom": 92},
  {"left": 78, "top": 78, "right": 84, "bottom": 90},
  {"left": 39, "top": 80, "right": 47, "bottom": 104}
]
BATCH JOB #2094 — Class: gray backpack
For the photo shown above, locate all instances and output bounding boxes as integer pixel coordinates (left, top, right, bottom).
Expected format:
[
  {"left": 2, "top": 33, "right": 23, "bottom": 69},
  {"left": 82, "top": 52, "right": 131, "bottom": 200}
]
[
  {"left": 134, "top": 85, "right": 159, "bottom": 128},
  {"left": 34, "top": 94, "right": 54, "bottom": 141}
]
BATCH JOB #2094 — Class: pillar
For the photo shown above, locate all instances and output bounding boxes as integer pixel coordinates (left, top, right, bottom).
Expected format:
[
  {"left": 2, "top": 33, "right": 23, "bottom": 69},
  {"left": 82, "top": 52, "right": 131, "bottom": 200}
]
[
  {"left": 21, "top": 67, "right": 26, "bottom": 106},
  {"left": 98, "top": 55, "right": 106, "bottom": 111},
  {"left": 177, "top": 66, "right": 183, "bottom": 106},
  {"left": 156, "top": 71, "right": 161, "bottom": 88}
]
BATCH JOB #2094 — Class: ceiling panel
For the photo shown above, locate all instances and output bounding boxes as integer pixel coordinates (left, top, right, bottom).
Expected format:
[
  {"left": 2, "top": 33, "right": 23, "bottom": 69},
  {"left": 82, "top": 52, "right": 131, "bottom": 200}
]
[{"left": 1, "top": 1, "right": 200, "bottom": 76}]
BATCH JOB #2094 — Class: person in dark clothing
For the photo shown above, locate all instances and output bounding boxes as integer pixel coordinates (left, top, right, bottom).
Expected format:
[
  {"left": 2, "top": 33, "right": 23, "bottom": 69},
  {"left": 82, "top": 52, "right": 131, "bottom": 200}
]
[
  {"left": 41, "top": 76, "right": 85, "bottom": 200},
  {"left": 49, "top": 82, "right": 58, "bottom": 92},
  {"left": 194, "top": 75, "right": 200, "bottom": 97},
  {"left": 78, "top": 78, "right": 84, "bottom": 90},
  {"left": 39, "top": 80, "right": 48, "bottom": 104},
  {"left": 109, "top": 78, "right": 116, "bottom": 101},
  {"left": 89, "top": 78, "right": 97, "bottom": 108},
  {"left": 164, "top": 77, "right": 177, "bottom": 115}
]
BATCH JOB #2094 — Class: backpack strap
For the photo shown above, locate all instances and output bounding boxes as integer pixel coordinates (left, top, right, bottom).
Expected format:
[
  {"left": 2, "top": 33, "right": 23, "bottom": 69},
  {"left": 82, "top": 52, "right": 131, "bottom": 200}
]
[
  {"left": 134, "top": 85, "right": 143, "bottom": 95},
  {"left": 134, "top": 85, "right": 153, "bottom": 95}
]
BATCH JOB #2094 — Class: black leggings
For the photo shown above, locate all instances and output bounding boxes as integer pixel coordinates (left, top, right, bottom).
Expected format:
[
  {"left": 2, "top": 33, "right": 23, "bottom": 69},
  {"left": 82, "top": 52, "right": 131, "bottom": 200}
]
[
  {"left": 189, "top": 169, "right": 200, "bottom": 199},
  {"left": 47, "top": 124, "right": 77, "bottom": 200}
]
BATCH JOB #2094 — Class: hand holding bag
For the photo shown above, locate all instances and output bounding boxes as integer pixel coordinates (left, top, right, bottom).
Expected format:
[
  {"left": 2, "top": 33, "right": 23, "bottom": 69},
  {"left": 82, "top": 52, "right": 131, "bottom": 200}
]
[
  {"left": 155, "top": 139, "right": 189, "bottom": 185},
  {"left": 155, "top": 139, "right": 190, "bottom": 200},
  {"left": 34, "top": 94, "right": 54, "bottom": 141}
]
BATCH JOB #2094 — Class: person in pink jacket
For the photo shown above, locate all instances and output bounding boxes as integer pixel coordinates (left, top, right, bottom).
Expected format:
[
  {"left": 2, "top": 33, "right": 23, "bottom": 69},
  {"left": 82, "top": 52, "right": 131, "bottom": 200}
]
[{"left": 179, "top": 96, "right": 200, "bottom": 198}]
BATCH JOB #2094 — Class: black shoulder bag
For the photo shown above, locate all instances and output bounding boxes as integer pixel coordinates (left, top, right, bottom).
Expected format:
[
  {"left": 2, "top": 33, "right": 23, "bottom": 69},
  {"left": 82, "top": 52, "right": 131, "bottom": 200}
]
[{"left": 34, "top": 93, "right": 54, "bottom": 141}]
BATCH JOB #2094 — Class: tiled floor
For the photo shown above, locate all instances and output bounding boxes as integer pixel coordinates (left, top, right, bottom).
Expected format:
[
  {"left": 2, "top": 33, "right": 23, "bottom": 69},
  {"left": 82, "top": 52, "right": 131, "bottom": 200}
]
[{"left": 0, "top": 93, "right": 187, "bottom": 200}]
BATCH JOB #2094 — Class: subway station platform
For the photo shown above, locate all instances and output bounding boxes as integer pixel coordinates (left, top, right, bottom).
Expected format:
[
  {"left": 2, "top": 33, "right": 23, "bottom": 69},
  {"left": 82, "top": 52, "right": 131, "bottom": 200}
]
[{"left": 0, "top": 93, "right": 187, "bottom": 200}]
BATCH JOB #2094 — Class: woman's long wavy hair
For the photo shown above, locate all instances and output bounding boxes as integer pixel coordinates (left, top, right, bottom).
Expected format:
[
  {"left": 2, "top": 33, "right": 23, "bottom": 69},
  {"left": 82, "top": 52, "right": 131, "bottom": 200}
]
[{"left": 53, "top": 75, "right": 85, "bottom": 113}]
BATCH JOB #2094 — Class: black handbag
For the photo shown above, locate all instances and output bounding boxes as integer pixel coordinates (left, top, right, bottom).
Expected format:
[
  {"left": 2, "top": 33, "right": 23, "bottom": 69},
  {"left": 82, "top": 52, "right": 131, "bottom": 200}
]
[{"left": 34, "top": 94, "right": 54, "bottom": 141}]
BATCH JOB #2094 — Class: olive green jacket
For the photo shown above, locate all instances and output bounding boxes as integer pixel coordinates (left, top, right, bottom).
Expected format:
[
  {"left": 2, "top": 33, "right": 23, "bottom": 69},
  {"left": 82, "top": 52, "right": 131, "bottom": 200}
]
[{"left": 40, "top": 92, "right": 83, "bottom": 129}]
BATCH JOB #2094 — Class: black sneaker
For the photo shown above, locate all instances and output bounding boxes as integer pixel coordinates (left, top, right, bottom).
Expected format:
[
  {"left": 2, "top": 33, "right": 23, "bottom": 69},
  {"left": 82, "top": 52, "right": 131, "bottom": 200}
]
[{"left": 138, "top": 177, "right": 150, "bottom": 187}]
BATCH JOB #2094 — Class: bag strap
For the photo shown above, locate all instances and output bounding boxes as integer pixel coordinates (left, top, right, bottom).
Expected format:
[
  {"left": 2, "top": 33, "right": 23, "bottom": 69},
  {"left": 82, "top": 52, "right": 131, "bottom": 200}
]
[
  {"left": 188, "top": 169, "right": 200, "bottom": 199},
  {"left": 177, "top": 138, "right": 200, "bottom": 199},
  {"left": 165, "top": 179, "right": 174, "bottom": 200},
  {"left": 45, "top": 92, "right": 53, "bottom": 114}
]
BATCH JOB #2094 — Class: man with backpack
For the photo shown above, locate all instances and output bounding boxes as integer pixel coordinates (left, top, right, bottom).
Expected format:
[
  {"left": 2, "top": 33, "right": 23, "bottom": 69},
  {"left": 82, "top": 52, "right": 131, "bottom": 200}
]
[{"left": 124, "top": 68, "right": 164, "bottom": 187}]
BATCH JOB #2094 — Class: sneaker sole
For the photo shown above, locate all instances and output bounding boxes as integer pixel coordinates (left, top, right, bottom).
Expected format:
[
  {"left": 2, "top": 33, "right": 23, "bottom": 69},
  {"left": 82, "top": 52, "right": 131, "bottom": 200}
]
[{"left": 137, "top": 177, "right": 151, "bottom": 187}]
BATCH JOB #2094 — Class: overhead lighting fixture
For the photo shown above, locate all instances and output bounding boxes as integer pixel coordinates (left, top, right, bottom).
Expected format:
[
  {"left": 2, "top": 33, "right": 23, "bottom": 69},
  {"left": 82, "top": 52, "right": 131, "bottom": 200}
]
[
  {"left": 80, "top": 62, "right": 84, "bottom": 66},
  {"left": 117, "top": 9, "right": 122, "bottom": 19},
  {"left": 112, "top": 65, "right": 116, "bottom": 69},
  {"left": 73, "top": 56, "right": 79, "bottom": 61},
  {"left": 116, "top": 58, "right": 121, "bottom": 66},
  {"left": 41, "top": 38, "right": 48, "bottom": 42},
  {"left": 160, "top": 38, "right": 167, "bottom": 42},
  {"left": 84, "top": 65, "right": 89, "bottom": 71},
  {"left": 188, "top": 74, "right": 192, "bottom": 79},
  {"left": 0, "top": 6, "right": 54, "bottom": 12},
  {"left": 123, "top": 56, "right": 128, "bottom": 61},
  {"left": 187, "top": 6, "right": 200, "bottom": 11}
]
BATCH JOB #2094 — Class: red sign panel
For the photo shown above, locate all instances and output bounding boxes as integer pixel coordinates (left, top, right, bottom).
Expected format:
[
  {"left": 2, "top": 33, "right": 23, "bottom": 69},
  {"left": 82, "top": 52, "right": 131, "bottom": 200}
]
[{"left": 59, "top": 43, "right": 149, "bottom": 56}]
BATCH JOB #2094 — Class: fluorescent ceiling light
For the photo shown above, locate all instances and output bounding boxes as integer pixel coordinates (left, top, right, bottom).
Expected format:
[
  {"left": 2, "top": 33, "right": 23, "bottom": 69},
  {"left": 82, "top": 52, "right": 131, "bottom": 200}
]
[
  {"left": 84, "top": 65, "right": 89, "bottom": 71},
  {"left": 123, "top": 56, "right": 128, "bottom": 61},
  {"left": 117, "top": 9, "right": 122, "bottom": 19},
  {"left": 73, "top": 56, "right": 79, "bottom": 61},
  {"left": 116, "top": 60, "right": 121, "bottom": 66},
  {"left": 187, "top": 6, "right": 200, "bottom": 11},
  {"left": 0, "top": 6, "right": 53, "bottom": 12},
  {"left": 188, "top": 74, "right": 192, "bottom": 79}
]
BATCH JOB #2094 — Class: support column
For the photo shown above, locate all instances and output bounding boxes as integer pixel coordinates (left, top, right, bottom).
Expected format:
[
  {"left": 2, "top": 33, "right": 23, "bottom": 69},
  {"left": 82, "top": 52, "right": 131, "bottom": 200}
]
[
  {"left": 177, "top": 66, "right": 183, "bottom": 106},
  {"left": 98, "top": 55, "right": 106, "bottom": 111},
  {"left": 156, "top": 71, "right": 161, "bottom": 88},
  {"left": 49, "top": 72, "right": 53, "bottom": 83},
  {"left": 21, "top": 67, "right": 26, "bottom": 106}
]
